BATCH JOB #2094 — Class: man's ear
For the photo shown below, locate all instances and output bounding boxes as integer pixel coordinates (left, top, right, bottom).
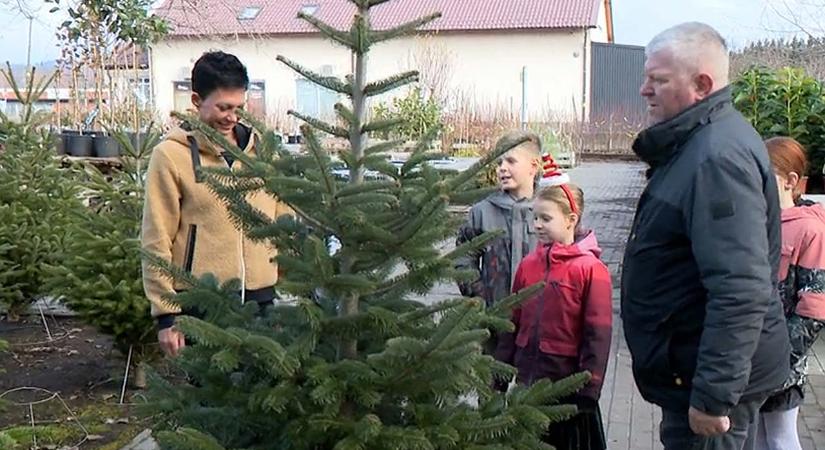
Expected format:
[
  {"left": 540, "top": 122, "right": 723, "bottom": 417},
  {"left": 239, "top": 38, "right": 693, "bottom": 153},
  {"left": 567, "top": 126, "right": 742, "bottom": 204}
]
[
  {"left": 191, "top": 92, "right": 202, "bottom": 109},
  {"left": 694, "top": 73, "right": 715, "bottom": 99}
]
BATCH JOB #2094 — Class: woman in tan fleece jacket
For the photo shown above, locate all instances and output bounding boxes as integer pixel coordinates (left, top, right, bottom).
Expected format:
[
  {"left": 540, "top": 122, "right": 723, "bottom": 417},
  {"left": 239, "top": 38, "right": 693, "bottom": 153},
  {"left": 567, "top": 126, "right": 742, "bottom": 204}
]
[{"left": 142, "top": 52, "right": 291, "bottom": 357}]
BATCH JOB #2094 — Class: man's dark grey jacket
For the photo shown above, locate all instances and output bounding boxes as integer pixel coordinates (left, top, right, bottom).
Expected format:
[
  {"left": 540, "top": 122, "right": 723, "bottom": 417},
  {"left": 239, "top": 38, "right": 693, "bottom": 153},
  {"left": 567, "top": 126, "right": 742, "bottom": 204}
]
[{"left": 621, "top": 87, "right": 791, "bottom": 415}]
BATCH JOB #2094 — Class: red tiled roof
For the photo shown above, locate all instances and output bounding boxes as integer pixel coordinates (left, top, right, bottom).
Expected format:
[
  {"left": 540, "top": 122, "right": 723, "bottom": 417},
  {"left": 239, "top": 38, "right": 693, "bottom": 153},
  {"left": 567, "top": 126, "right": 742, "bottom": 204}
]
[{"left": 155, "top": 0, "right": 601, "bottom": 37}]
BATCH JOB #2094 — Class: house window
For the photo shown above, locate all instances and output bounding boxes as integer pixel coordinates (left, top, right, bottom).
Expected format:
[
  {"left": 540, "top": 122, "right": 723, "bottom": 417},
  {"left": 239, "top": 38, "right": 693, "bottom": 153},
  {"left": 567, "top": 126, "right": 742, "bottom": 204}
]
[
  {"left": 295, "top": 75, "right": 338, "bottom": 120},
  {"left": 131, "top": 77, "right": 151, "bottom": 106},
  {"left": 173, "top": 80, "right": 192, "bottom": 113},
  {"left": 247, "top": 81, "right": 266, "bottom": 119},
  {"left": 238, "top": 6, "right": 261, "bottom": 20},
  {"left": 300, "top": 4, "right": 319, "bottom": 15}
]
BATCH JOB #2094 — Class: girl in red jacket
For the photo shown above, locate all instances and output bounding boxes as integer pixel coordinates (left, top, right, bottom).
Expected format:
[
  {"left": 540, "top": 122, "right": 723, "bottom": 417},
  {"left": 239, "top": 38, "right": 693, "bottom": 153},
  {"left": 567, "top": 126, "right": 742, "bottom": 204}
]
[
  {"left": 756, "top": 137, "right": 825, "bottom": 450},
  {"left": 495, "top": 166, "right": 613, "bottom": 450}
]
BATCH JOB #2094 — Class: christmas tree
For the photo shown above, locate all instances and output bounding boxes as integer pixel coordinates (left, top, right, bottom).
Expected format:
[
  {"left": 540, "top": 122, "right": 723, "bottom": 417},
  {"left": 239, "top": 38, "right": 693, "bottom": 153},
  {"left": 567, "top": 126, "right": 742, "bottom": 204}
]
[
  {"left": 0, "top": 66, "right": 84, "bottom": 321},
  {"left": 44, "top": 129, "right": 163, "bottom": 387},
  {"left": 145, "top": 1, "right": 587, "bottom": 448}
]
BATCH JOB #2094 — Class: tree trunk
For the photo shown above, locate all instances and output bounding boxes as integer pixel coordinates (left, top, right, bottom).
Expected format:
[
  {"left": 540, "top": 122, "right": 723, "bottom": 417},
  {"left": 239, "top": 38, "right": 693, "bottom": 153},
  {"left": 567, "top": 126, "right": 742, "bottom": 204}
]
[
  {"left": 133, "top": 44, "right": 139, "bottom": 132},
  {"left": 338, "top": 3, "right": 372, "bottom": 362},
  {"left": 132, "top": 364, "right": 147, "bottom": 389}
]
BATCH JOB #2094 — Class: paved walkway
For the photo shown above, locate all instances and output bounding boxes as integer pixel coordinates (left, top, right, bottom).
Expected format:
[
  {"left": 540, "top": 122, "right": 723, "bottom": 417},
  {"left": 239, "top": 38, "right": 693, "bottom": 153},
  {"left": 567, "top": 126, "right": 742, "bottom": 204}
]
[{"left": 424, "top": 161, "right": 825, "bottom": 449}]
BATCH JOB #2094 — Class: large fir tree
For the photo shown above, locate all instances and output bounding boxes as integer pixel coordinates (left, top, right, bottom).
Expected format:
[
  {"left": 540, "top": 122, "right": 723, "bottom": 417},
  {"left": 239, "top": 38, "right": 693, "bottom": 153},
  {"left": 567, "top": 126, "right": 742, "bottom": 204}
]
[
  {"left": 0, "top": 66, "right": 84, "bottom": 321},
  {"left": 146, "top": 1, "right": 587, "bottom": 448},
  {"left": 44, "top": 129, "right": 163, "bottom": 387}
]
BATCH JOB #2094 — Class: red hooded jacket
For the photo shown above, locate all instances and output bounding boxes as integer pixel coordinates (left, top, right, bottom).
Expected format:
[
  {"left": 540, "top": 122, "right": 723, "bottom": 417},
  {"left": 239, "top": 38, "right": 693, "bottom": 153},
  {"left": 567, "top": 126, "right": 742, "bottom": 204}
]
[{"left": 495, "top": 230, "right": 613, "bottom": 400}]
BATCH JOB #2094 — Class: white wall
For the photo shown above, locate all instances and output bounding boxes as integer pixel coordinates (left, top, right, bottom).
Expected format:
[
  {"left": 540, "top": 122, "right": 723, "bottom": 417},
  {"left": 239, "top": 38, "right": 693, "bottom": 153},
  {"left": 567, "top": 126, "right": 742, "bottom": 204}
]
[
  {"left": 592, "top": 0, "right": 611, "bottom": 43},
  {"left": 151, "top": 29, "right": 590, "bottom": 128}
]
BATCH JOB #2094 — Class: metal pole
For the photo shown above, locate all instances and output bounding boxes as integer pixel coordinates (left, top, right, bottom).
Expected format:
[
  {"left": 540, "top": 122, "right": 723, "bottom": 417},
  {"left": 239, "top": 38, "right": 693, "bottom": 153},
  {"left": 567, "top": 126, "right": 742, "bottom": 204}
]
[
  {"left": 26, "top": 16, "right": 33, "bottom": 70},
  {"left": 119, "top": 345, "right": 133, "bottom": 404},
  {"left": 520, "top": 66, "right": 527, "bottom": 129}
]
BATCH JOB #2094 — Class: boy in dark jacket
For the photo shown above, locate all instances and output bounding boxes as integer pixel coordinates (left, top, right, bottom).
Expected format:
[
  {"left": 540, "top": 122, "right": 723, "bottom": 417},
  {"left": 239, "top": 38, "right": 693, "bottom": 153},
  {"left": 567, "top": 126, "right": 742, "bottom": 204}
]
[{"left": 455, "top": 130, "right": 541, "bottom": 352}]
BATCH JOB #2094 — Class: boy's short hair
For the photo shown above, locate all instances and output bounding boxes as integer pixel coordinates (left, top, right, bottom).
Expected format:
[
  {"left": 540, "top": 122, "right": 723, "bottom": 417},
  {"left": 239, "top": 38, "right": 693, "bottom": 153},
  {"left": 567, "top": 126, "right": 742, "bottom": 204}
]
[
  {"left": 191, "top": 51, "right": 250, "bottom": 99},
  {"left": 497, "top": 130, "right": 541, "bottom": 158}
]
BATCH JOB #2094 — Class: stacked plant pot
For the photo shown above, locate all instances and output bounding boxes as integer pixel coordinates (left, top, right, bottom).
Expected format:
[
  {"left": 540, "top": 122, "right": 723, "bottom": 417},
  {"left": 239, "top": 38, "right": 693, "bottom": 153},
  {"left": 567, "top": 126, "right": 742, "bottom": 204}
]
[
  {"left": 61, "top": 130, "right": 94, "bottom": 157},
  {"left": 58, "top": 130, "right": 122, "bottom": 157},
  {"left": 92, "top": 131, "right": 120, "bottom": 157}
]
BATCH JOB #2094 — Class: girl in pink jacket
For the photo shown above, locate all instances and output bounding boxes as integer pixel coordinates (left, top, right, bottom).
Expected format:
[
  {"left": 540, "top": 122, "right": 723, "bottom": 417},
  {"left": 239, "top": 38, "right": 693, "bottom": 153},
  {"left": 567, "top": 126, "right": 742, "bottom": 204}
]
[{"left": 757, "top": 137, "right": 825, "bottom": 450}]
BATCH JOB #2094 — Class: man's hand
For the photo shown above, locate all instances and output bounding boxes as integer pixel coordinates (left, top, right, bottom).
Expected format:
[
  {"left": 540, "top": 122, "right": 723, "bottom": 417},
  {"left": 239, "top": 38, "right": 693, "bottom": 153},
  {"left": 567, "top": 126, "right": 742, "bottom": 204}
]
[
  {"left": 158, "top": 327, "right": 186, "bottom": 357},
  {"left": 688, "top": 406, "right": 730, "bottom": 436}
]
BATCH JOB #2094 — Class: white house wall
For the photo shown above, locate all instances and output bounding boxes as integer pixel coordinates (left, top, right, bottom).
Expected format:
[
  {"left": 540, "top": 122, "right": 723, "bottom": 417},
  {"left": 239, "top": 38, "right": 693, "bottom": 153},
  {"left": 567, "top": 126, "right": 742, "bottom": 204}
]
[
  {"left": 592, "top": 0, "right": 611, "bottom": 43},
  {"left": 151, "top": 29, "right": 590, "bottom": 127}
]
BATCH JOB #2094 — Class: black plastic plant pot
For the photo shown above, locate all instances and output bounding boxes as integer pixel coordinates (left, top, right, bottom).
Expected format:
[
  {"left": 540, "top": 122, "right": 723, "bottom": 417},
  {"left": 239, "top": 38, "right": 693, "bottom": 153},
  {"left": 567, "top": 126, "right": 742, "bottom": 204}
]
[
  {"left": 93, "top": 134, "right": 120, "bottom": 157},
  {"left": 65, "top": 133, "right": 94, "bottom": 157}
]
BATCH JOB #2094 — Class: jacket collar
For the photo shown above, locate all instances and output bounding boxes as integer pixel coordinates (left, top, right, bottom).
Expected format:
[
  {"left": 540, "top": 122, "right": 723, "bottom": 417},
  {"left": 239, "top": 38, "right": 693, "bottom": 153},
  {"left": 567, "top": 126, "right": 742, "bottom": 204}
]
[
  {"left": 633, "top": 86, "right": 732, "bottom": 169},
  {"left": 180, "top": 122, "right": 254, "bottom": 157}
]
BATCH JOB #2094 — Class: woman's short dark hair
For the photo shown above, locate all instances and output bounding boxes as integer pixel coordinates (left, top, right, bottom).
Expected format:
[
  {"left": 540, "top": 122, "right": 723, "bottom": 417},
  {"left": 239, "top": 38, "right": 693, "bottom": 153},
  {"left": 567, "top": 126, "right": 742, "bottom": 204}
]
[{"left": 191, "top": 51, "right": 249, "bottom": 99}]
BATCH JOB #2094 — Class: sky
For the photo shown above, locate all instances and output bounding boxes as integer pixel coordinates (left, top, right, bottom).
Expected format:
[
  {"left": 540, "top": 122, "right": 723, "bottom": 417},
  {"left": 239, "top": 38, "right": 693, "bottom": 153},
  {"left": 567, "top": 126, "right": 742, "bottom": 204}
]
[
  {"left": 614, "top": 0, "right": 823, "bottom": 49},
  {"left": 0, "top": 0, "right": 823, "bottom": 65}
]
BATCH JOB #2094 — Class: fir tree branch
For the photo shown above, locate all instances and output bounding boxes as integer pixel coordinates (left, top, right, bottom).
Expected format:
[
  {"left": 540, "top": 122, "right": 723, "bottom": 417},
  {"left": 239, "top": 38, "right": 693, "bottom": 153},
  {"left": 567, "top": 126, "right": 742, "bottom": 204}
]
[
  {"left": 347, "top": 220, "right": 398, "bottom": 245},
  {"left": 277, "top": 55, "right": 352, "bottom": 95},
  {"left": 444, "top": 230, "right": 501, "bottom": 261},
  {"left": 264, "top": 176, "right": 327, "bottom": 195},
  {"left": 400, "top": 126, "right": 443, "bottom": 174},
  {"left": 176, "top": 316, "right": 243, "bottom": 348},
  {"left": 141, "top": 250, "right": 199, "bottom": 292},
  {"left": 488, "top": 283, "right": 545, "bottom": 317},
  {"left": 381, "top": 300, "right": 479, "bottom": 387},
  {"left": 521, "top": 372, "right": 590, "bottom": 406},
  {"left": 449, "top": 187, "right": 498, "bottom": 205},
  {"left": 446, "top": 134, "right": 530, "bottom": 191},
  {"left": 536, "top": 404, "right": 579, "bottom": 424},
  {"left": 361, "top": 117, "right": 406, "bottom": 135},
  {"left": 363, "top": 71, "right": 419, "bottom": 98},
  {"left": 290, "top": 204, "right": 338, "bottom": 236},
  {"left": 237, "top": 109, "right": 288, "bottom": 161},
  {"left": 397, "top": 298, "right": 465, "bottom": 324},
  {"left": 334, "top": 103, "right": 356, "bottom": 127},
  {"left": 301, "top": 124, "right": 338, "bottom": 197},
  {"left": 362, "top": 159, "right": 402, "bottom": 181},
  {"left": 396, "top": 195, "right": 447, "bottom": 243},
  {"left": 335, "top": 180, "right": 398, "bottom": 198},
  {"left": 352, "top": 13, "right": 371, "bottom": 55},
  {"left": 322, "top": 306, "right": 401, "bottom": 339},
  {"left": 298, "top": 12, "right": 357, "bottom": 50},
  {"left": 288, "top": 110, "right": 350, "bottom": 138},
  {"left": 243, "top": 333, "right": 300, "bottom": 377},
  {"left": 372, "top": 13, "right": 443, "bottom": 45},
  {"left": 336, "top": 193, "right": 399, "bottom": 209},
  {"left": 364, "top": 139, "right": 404, "bottom": 156},
  {"left": 208, "top": 183, "right": 272, "bottom": 238}
]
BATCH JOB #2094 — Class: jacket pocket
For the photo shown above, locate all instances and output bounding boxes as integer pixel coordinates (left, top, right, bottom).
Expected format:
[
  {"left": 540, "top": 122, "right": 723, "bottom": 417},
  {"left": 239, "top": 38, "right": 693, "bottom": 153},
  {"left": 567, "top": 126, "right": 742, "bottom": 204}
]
[
  {"left": 668, "top": 331, "right": 700, "bottom": 387},
  {"left": 625, "top": 313, "right": 691, "bottom": 390},
  {"left": 183, "top": 224, "right": 198, "bottom": 274},
  {"left": 626, "top": 328, "right": 673, "bottom": 384}
]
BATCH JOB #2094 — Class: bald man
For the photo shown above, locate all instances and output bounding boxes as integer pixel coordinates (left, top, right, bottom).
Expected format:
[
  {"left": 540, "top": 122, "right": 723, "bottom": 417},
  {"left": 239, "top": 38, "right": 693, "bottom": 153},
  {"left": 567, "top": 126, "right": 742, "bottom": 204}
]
[{"left": 621, "top": 22, "right": 790, "bottom": 450}]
